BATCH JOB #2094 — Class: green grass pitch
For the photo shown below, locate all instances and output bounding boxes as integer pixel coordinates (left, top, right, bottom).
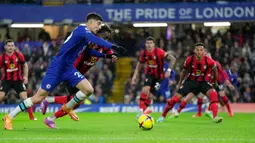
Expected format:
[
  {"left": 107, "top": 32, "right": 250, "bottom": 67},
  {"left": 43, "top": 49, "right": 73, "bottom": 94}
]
[{"left": 0, "top": 112, "right": 254, "bottom": 143}]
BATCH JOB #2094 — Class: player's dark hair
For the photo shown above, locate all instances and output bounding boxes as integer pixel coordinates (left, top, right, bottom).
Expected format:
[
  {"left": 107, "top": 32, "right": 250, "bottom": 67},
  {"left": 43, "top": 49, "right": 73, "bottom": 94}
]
[
  {"left": 5, "top": 39, "right": 14, "bottom": 45},
  {"left": 86, "top": 13, "right": 103, "bottom": 22},
  {"left": 146, "top": 36, "right": 155, "bottom": 43},
  {"left": 194, "top": 43, "right": 205, "bottom": 48},
  {"left": 97, "top": 24, "right": 112, "bottom": 34}
]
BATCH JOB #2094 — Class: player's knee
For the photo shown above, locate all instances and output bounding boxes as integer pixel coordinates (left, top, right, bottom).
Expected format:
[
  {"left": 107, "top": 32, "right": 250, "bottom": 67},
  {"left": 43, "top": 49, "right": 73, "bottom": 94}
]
[
  {"left": 31, "top": 95, "right": 45, "bottom": 104},
  {"left": 85, "top": 86, "right": 94, "bottom": 95}
]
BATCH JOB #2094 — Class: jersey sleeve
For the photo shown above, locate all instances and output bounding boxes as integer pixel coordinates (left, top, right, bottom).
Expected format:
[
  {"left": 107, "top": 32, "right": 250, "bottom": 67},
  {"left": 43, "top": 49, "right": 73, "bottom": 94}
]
[
  {"left": 18, "top": 52, "right": 25, "bottom": 64},
  {"left": 102, "top": 47, "right": 114, "bottom": 54},
  {"left": 207, "top": 57, "right": 216, "bottom": 69},
  {"left": 79, "top": 26, "right": 112, "bottom": 49},
  {"left": 139, "top": 50, "right": 145, "bottom": 63},
  {"left": 158, "top": 48, "right": 166, "bottom": 58},
  {"left": 222, "top": 70, "right": 229, "bottom": 80},
  {"left": 183, "top": 56, "right": 192, "bottom": 69}
]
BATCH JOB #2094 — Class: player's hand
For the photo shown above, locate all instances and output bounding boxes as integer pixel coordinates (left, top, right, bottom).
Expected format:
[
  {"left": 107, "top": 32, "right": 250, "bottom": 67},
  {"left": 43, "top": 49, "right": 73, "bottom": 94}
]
[
  {"left": 23, "top": 76, "right": 28, "bottom": 84},
  {"left": 111, "top": 55, "right": 118, "bottom": 63},
  {"left": 111, "top": 44, "right": 127, "bottom": 55},
  {"left": 165, "top": 71, "right": 171, "bottom": 78},
  {"left": 228, "top": 84, "right": 235, "bottom": 90},
  {"left": 105, "top": 54, "right": 117, "bottom": 59}
]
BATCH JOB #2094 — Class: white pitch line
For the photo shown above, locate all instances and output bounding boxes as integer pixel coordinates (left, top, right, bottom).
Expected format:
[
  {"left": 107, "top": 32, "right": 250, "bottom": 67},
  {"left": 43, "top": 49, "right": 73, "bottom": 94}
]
[{"left": 0, "top": 137, "right": 254, "bottom": 141}]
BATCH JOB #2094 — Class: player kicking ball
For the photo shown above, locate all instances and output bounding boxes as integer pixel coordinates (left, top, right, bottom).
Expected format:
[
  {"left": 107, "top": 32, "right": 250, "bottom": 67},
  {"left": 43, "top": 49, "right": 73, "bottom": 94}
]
[
  {"left": 157, "top": 43, "right": 223, "bottom": 123},
  {"left": 3, "top": 13, "right": 126, "bottom": 130},
  {"left": 40, "top": 25, "right": 117, "bottom": 128}
]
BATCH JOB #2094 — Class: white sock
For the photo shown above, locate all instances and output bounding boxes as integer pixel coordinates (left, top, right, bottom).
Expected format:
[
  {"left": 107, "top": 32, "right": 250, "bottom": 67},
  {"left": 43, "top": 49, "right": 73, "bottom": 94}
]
[
  {"left": 47, "top": 115, "right": 56, "bottom": 121},
  {"left": 66, "top": 91, "right": 86, "bottom": 109},
  {"left": 45, "top": 96, "right": 55, "bottom": 103},
  {"left": 9, "top": 106, "right": 22, "bottom": 119},
  {"left": 9, "top": 98, "right": 33, "bottom": 119}
]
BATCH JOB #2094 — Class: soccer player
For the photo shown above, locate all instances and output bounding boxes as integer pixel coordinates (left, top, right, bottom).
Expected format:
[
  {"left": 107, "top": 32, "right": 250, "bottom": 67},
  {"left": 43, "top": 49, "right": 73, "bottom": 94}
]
[
  {"left": 170, "top": 59, "right": 234, "bottom": 119},
  {"left": 0, "top": 39, "right": 36, "bottom": 120},
  {"left": 131, "top": 36, "right": 176, "bottom": 118},
  {"left": 157, "top": 43, "right": 223, "bottom": 123},
  {"left": 40, "top": 25, "right": 117, "bottom": 128},
  {"left": 3, "top": 13, "right": 125, "bottom": 130}
]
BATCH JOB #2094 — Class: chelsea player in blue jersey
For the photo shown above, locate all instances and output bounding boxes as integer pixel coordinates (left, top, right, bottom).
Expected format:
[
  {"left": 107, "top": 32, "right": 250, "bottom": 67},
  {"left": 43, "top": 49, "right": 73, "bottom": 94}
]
[{"left": 3, "top": 13, "right": 125, "bottom": 130}]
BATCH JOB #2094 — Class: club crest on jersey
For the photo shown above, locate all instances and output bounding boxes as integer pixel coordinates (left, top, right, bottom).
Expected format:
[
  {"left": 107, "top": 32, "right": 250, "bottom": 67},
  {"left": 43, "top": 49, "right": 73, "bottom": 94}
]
[
  {"left": 90, "top": 57, "right": 97, "bottom": 63},
  {"left": 196, "top": 70, "right": 201, "bottom": 76},
  {"left": 149, "top": 60, "right": 154, "bottom": 65},
  {"left": 10, "top": 63, "right": 15, "bottom": 69}
]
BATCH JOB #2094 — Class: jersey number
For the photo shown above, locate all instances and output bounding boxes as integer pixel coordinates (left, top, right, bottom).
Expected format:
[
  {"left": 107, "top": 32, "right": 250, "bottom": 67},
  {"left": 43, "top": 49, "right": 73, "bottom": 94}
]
[{"left": 74, "top": 72, "right": 84, "bottom": 78}]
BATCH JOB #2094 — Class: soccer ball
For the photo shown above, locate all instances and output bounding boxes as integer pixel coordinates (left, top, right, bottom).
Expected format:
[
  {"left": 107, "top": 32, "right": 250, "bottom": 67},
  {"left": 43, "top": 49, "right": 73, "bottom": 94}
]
[{"left": 138, "top": 114, "right": 154, "bottom": 130}]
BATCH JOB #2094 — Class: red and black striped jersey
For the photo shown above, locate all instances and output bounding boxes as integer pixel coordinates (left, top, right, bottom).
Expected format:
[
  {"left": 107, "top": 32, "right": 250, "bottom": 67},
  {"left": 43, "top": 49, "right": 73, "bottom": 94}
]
[
  {"left": 209, "top": 61, "right": 229, "bottom": 84},
  {"left": 74, "top": 45, "right": 113, "bottom": 75},
  {"left": 140, "top": 48, "right": 165, "bottom": 80},
  {"left": 0, "top": 52, "right": 25, "bottom": 81},
  {"left": 184, "top": 55, "right": 216, "bottom": 82}
]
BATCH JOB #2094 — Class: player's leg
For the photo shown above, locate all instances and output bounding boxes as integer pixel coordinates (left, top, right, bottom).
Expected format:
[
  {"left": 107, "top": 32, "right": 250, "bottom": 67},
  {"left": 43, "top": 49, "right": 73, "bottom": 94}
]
[
  {"left": 169, "top": 92, "right": 195, "bottom": 119},
  {"left": 3, "top": 71, "right": 60, "bottom": 130},
  {"left": 137, "top": 86, "right": 151, "bottom": 117},
  {"left": 177, "top": 92, "right": 194, "bottom": 114},
  {"left": 3, "top": 88, "right": 49, "bottom": 130},
  {"left": 202, "top": 82, "right": 223, "bottom": 123},
  {"left": 41, "top": 95, "right": 74, "bottom": 115},
  {"left": 57, "top": 69, "right": 93, "bottom": 123},
  {"left": 219, "top": 90, "right": 233, "bottom": 117},
  {"left": 16, "top": 82, "right": 36, "bottom": 120},
  {"left": 157, "top": 80, "right": 199, "bottom": 122},
  {"left": 193, "top": 93, "right": 204, "bottom": 118}
]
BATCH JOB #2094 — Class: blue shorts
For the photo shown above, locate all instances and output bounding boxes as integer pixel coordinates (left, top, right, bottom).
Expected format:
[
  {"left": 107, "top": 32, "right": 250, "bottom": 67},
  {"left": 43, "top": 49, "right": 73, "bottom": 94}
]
[{"left": 41, "top": 61, "right": 85, "bottom": 92}]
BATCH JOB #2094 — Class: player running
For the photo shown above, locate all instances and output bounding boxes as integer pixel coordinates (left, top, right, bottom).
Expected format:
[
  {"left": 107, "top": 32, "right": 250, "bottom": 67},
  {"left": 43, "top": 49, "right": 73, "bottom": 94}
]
[
  {"left": 131, "top": 37, "right": 176, "bottom": 119},
  {"left": 3, "top": 13, "right": 126, "bottom": 130},
  {"left": 40, "top": 25, "right": 117, "bottom": 128},
  {"left": 0, "top": 39, "right": 36, "bottom": 120},
  {"left": 157, "top": 43, "right": 223, "bottom": 123}
]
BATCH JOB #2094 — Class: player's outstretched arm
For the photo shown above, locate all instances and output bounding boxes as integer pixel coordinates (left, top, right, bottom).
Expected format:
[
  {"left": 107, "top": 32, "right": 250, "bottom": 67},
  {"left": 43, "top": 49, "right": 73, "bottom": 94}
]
[
  {"left": 83, "top": 29, "right": 126, "bottom": 55},
  {"left": 131, "top": 62, "right": 144, "bottom": 85},
  {"left": 177, "top": 68, "right": 187, "bottom": 90},
  {"left": 88, "top": 49, "right": 117, "bottom": 59},
  {"left": 23, "top": 62, "right": 29, "bottom": 84},
  {"left": 164, "top": 52, "right": 176, "bottom": 70}
]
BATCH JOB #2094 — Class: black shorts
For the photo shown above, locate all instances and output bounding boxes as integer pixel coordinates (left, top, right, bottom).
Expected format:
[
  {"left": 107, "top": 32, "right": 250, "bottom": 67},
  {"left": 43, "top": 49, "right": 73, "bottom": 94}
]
[
  {"left": 177, "top": 80, "right": 213, "bottom": 96},
  {"left": 144, "top": 74, "right": 162, "bottom": 93},
  {"left": 64, "top": 82, "right": 79, "bottom": 95},
  {"left": 0, "top": 80, "right": 26, "bottom": 95}
]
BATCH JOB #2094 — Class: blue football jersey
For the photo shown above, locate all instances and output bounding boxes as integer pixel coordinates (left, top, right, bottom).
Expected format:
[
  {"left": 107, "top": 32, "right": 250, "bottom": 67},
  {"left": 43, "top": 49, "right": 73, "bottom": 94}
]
[{"left": 55, "top": 25, "right": 112, "bottom": 66}]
